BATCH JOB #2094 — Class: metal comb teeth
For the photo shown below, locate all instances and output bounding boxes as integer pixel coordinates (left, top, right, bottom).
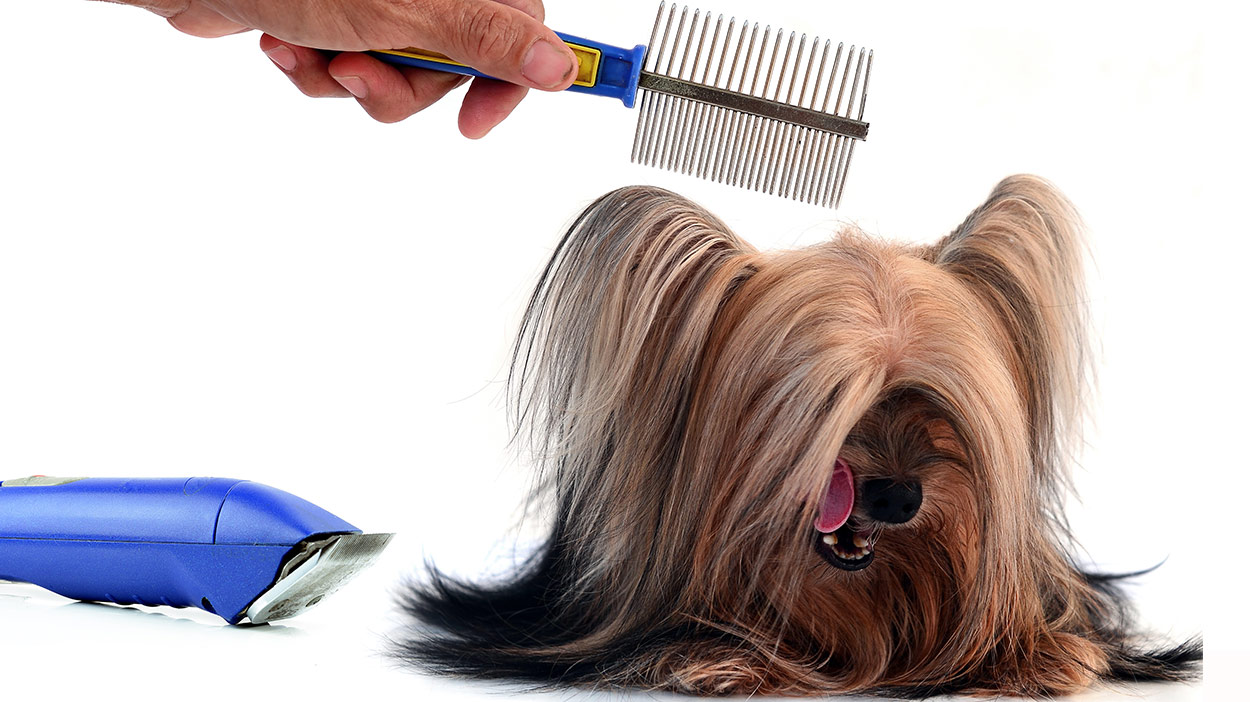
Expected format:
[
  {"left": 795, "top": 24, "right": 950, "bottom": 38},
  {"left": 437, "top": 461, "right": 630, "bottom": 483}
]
[{"left": 630, "top": 2, "right": 873, "bottom": 209}]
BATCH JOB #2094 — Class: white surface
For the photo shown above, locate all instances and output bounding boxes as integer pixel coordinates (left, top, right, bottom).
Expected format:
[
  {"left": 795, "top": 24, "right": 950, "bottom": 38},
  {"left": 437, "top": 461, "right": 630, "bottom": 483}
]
[{"left": 0, "top": 1, "right": 1234, "bottom": 699}]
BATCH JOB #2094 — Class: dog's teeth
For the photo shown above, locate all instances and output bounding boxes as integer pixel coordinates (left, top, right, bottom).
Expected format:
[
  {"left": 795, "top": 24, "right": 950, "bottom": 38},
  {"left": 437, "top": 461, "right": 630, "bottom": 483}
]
[{"left": 822, "top": 529, "right": 874, "bottom": 561}]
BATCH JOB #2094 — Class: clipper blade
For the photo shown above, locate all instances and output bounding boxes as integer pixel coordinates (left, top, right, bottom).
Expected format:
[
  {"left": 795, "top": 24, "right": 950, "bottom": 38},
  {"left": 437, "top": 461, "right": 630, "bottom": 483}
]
[
  {"left": 631, "top": 2, "right": 872, "bottom": 208},
  {"left": 242, "top": 532, "right": 392, "bottom": 624}
]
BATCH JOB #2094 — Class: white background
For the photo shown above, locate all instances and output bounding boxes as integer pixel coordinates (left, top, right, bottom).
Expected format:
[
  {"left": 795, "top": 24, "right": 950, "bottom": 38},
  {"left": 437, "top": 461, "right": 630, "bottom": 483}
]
[{"left": 0, "top": 1, "right": 1236, "bottom": 700}]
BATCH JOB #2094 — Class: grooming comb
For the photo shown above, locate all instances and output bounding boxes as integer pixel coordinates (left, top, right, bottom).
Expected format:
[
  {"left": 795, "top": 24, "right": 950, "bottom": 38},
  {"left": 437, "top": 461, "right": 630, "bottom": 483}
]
[{"left": 373, "top": 2, "right": 873, "bottom": 208}]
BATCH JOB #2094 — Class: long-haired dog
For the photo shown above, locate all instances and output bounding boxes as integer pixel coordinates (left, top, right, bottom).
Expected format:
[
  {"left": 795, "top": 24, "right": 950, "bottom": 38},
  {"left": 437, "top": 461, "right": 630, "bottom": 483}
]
[{"left": 397, "top": 176, "right": 1201, "bottom": 696}]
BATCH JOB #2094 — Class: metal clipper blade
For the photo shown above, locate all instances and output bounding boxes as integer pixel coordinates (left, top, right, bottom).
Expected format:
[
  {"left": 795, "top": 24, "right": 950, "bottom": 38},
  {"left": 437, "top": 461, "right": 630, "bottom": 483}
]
[{"left": 243, "top": 532, "right": 393, "bottom": 624}]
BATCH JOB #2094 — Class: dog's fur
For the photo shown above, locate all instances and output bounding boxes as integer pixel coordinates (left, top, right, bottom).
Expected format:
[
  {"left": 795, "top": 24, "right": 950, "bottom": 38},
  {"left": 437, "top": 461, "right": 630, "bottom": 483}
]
[{"left": 396, "top": 176, "right": 1201, "bottom": 696}]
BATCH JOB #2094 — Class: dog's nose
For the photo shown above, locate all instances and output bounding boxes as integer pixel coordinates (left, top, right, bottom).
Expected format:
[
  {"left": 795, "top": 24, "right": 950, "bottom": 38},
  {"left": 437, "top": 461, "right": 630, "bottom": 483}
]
[{"left": 861, "top": 479, "right": 922, "bottom": 524}]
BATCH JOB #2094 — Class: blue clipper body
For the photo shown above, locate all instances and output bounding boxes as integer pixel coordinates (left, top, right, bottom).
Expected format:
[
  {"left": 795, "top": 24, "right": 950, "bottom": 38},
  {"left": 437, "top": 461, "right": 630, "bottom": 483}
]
[{"left": 0, "top": 477, "right": 391, "bottom": 624}]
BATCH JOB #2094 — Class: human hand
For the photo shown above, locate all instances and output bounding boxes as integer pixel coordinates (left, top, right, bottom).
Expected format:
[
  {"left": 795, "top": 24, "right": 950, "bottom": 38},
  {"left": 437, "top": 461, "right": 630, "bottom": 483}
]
[{"left": 123, "top": 0, "right": 578, "bottom": 137}]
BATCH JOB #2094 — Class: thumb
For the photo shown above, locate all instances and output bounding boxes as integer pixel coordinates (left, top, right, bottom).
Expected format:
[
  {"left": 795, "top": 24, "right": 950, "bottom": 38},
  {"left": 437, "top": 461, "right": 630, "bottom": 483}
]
[{"left": 397, "top": 0, "right": 578, "bottom": 91}]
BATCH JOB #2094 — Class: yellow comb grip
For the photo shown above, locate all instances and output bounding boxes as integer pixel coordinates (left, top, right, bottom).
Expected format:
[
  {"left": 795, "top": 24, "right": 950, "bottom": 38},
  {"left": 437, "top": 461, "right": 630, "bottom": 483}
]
[{"left": 374, "top": 41, "right": 601, "bottom": 88}]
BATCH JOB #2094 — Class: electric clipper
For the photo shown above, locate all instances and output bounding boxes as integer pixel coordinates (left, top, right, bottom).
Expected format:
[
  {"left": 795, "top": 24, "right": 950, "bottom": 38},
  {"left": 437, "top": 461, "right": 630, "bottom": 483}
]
[{"left": 0, "top": 476, "right": 392, "bottom": 625}]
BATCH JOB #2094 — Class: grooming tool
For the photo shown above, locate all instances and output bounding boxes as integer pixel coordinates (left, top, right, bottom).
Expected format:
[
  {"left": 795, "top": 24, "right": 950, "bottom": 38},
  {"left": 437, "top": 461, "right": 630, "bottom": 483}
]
[
  {"left": 374, "top": 2, "right": 873, "bottom": 208},
  {"left": 0, "top": 476, "right": 392, "bottom": 625}
]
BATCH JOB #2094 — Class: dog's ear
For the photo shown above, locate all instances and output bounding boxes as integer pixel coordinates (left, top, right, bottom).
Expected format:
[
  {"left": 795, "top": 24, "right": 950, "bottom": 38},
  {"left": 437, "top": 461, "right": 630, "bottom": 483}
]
[
  {"left": 511, "top": 185, "right": 756, "bottom": 526},
  {"left": 928, "top": 175, "right": 1090, "bottom": 485}
]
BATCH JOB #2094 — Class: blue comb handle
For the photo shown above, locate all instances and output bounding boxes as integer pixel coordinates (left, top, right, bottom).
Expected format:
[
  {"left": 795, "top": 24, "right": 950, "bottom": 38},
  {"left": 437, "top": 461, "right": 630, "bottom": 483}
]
[{"left": 371, "top": 32, "right": 646, "bottom": 108}]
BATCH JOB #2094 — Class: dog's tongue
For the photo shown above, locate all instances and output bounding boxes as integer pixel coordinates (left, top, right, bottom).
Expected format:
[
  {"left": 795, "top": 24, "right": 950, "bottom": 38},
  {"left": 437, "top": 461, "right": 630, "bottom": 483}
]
[{"left": 815, "top": 458, "right": 855, "bottom": 533}]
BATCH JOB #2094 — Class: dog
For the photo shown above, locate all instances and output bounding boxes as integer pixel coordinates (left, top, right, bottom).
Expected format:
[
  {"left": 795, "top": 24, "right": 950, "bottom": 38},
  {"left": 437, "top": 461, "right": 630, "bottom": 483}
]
[{"left": 396, "top": 176, "right": 1201, "bottom": 696}]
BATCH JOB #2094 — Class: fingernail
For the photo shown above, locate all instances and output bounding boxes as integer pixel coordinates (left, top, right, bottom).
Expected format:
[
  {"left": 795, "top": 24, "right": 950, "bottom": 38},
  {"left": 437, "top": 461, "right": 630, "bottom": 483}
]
[
  {"left": 333, "top": 75, "right": 368, "bottom": 100},
  {"left": 521, "top": 41, "right": 575, "bottom": 89},
  {"left": 264, "top": 45, "right": 296, "bottom": 72}
]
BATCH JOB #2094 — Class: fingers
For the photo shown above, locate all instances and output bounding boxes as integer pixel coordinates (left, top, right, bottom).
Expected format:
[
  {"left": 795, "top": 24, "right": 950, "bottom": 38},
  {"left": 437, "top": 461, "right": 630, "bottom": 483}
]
[
  {"left": 259, "top": 34, "right": 350, "bottom": 97},
  {"left": 260, "top": 34, "right": 473, "bottom": 125},
  {"left": 458, "top": 79, "right": 529, "bottom": 139},
  {"left": 257, "top": 0, "right": 569, "bottom": 131},
  {"left": 260, "top": 32, "right": 535, "bottom": 131},
  {"left": 165, "top": 1, "right": 250, "bottom": 38},
  {"left": 326, "top": 52, "right": 469, "bottom": 124},
  {"left": 388, "top": 0, "right": 577, "bottom": 92},
  {"left": 491, "top": 0, "right": 545, "bottom": 22}
]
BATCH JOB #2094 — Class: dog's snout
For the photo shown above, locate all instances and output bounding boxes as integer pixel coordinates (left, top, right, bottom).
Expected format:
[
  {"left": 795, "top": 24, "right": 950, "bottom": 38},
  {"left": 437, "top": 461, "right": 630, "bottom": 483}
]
[{"left": 861, "top": 479, "right": 922, "bottom": 524}]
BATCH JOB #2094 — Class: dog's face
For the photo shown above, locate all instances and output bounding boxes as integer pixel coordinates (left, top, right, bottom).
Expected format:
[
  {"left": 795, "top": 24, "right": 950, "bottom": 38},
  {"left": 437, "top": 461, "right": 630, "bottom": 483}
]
[
  {"left": 398, "top": 177, "right": 1200, "bottom": 697},
  {"left": 816, "top": 392, "right": 966, "bottom": 573},
  {"left": 659, "top": 233, "right": 1047, "bottom": 691}
]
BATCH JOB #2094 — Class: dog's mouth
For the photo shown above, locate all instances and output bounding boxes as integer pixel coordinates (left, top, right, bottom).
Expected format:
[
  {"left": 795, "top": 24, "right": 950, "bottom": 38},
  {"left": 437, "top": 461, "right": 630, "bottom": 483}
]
[
  {"left": 813, "top": 457, "right": 876, "bottom": 571},
  {"left": 814, "top": 520, "right": 878, "bottom": 571}
]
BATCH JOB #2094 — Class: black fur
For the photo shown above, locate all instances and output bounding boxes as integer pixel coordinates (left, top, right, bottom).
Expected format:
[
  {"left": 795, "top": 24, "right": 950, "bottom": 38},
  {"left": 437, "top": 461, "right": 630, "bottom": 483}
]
[{"left": 394, "top": 544, "right": 1203, "bottom": 694}]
